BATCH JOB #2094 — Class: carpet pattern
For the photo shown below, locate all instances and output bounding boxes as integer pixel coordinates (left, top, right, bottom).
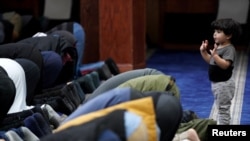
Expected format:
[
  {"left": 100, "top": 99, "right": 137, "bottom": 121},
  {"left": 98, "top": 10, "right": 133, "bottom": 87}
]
[{"left": 146, "top": 48, "right": 250, "bottom": 124}]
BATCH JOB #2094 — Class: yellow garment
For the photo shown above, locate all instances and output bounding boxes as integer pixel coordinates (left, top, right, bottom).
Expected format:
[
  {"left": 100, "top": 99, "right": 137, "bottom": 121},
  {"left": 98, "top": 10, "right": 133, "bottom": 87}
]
[
  {"left": 127, "top": 119, "right": 148, "bottom": 141},
  {"left": 56, "top": 97, "right": 158, "bottom": 141}
]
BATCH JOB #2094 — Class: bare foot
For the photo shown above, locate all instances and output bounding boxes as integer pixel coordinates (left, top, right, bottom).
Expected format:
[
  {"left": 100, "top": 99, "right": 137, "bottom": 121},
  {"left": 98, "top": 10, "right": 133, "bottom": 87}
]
[
  {"left": 185, "top": 128, "right": 200, "bottom": 141},
  {"left": 173, "top": 128, "right": 200, "bottom": 141}
]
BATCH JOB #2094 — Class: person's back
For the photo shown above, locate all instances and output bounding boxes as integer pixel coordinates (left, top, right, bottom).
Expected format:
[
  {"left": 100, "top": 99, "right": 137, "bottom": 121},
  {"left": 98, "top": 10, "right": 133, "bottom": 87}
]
[
  {"left": 118, "top": 74, "right": 180, "bottom": 100},
  {"left": 0, "top": 42, "right": 43, "bottom": 71},
  {"left": 0, "top": 58, "right": 34, "bottom": 114},
  {"left": 85, "top": 68, "right": 164, "bottom": 102}
]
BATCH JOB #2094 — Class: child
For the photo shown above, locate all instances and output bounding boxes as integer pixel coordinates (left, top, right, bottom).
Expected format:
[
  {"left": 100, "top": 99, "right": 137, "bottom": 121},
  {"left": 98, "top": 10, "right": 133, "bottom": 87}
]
[{"left": 200, "top": 18, "right": 242, "bottom": 125}]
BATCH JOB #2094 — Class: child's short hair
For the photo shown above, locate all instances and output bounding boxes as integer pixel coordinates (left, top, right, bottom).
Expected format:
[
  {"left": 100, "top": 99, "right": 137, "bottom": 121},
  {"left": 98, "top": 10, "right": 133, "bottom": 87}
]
[{"left": 211, "top": 18, "right": 242, "bottom": 44}]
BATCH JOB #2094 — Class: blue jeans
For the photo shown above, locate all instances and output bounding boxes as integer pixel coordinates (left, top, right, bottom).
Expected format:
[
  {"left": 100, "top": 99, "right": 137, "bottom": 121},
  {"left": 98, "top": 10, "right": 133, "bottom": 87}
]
[
  {"left": 73, "top": 23, "right": 104, "bottom": 77},
  {"left": 73, "top": 22, "right": 85, "bottom": 77}
]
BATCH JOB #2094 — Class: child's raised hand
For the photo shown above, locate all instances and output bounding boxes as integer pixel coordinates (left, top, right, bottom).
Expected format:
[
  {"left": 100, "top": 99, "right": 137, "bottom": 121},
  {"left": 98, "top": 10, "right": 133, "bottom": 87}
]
[
  {"left": 209, "top": 43, "right": 218, "bottom": 56},
  {"left": 200, "top": 40, "right": 208, "bottom": 52}
]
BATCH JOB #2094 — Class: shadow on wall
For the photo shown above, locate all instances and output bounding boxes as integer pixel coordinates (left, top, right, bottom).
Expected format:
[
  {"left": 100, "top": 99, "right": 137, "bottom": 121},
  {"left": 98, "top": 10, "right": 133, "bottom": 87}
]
[
  {"left": 163, "top": 13, "right": 250, "bottom": 46},
  {"left": 163, "top": 13, "right": 216, "bottom": 44}
]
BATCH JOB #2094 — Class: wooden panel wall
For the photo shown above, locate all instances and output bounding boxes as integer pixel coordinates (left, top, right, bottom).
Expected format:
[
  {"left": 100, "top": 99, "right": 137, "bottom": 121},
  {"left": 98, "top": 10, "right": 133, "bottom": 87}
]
[
  {"left": 80, "top": 0, "right": 100, "bottom": 63},
  {"left": 0, "top": 0, "right": 40, "bottom": 16},
  {"left": 165, "top": 0, "right": 218, "bottom": 13},
  {"left": 80, "top": 0, "right": 146, "bottom": 72},
  {"left": 160, "top": 0, "right": 219, "bottom": 50},
  {"left": 98, "top": 0, "right": 146, "bottom": 72}
]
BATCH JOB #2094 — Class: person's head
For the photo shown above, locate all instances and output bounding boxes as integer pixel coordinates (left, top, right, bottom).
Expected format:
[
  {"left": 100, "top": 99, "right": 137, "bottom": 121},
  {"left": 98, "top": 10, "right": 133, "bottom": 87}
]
[
  {"left": 211, "top": 18, "right": 242, "bottom": 45},
  {"left": 41, "top": 51, "right": 63, "bottom": 89},
  {"left": 0, "top": 66, "right": 16, "bottom": 119},
  {"left": 141, "top": 91, "right": 183, "bottom": 141}
]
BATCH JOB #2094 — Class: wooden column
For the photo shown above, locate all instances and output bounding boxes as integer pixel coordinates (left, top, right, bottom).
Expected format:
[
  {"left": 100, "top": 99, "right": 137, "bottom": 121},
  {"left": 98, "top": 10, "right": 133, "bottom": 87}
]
[
  {"left": 80, "top": 0, "right": 100, "bottom": 63},
  {"left": 99, "top": 0, "right": 146, "bottom": 72},
  {"left": 80, "top": 0, "right": 146, "bottom": 72}
]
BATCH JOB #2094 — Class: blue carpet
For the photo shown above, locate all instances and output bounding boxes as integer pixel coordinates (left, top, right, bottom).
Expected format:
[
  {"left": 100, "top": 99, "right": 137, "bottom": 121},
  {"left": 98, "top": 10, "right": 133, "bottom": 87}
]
[
  {"left": 146, "top": 48, "right": 250, "bottom": 123},
  {"left": 146, "top": 49, "right": 213, "bottom": 118},
  {"left": 241, "top": 54, "right": 250, "bottom": 124}
]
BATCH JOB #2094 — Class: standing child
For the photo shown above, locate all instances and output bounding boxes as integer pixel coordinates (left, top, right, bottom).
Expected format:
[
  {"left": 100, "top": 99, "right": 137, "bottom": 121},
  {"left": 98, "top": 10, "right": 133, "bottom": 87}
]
[{"left": 200, "top": 18, "right": 242, "bottom": 125}]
